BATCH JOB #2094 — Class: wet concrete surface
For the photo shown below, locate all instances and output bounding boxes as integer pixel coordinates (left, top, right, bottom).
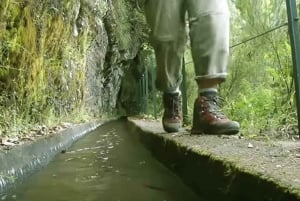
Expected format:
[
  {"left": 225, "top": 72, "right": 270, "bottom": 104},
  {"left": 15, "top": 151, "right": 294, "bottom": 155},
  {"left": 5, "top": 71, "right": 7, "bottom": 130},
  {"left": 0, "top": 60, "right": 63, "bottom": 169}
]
[{"left": 2, "top": 121, "right": 200, "bottom": 201}]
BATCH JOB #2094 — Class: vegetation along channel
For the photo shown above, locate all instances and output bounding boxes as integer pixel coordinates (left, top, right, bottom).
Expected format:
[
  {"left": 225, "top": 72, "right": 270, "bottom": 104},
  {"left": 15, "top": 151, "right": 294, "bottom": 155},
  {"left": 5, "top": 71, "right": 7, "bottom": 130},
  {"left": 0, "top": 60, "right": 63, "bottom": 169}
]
[{"left": 2, "top": 121, "right": 201, "bottom": 201}]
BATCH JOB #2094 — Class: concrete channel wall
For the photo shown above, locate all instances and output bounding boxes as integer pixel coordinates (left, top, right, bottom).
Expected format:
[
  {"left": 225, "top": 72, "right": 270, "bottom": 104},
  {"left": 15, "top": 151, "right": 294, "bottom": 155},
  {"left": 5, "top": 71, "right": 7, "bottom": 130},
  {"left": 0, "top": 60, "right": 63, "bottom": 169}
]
[
  {"left": 126, "top": 118, "right": 300, "bottom": 201},
  {"left": 0, "top": 121, "right": 102, "bottom": 194}
]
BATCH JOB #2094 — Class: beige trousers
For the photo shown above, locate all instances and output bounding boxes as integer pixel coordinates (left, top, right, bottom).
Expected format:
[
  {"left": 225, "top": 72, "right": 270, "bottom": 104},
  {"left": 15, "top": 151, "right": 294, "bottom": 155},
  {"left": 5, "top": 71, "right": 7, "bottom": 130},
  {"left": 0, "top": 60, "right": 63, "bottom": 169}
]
[{"left": 144, "top": 0, "right": 230, "bottom": 92}]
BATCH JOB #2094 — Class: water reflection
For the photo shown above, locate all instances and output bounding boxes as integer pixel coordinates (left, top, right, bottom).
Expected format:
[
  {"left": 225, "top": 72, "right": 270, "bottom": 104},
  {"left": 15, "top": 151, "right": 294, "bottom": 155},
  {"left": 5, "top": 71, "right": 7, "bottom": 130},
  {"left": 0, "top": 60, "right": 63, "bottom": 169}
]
[{"left": 4, "top": 121, "right": 201, "bottom": 201}]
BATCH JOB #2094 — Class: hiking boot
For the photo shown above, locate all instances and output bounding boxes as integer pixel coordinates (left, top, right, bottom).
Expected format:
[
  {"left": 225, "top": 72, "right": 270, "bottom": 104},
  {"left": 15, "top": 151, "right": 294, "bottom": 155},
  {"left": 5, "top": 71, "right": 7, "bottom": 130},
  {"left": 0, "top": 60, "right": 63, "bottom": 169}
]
[
  {"left": 191, "top": 95, "right": 240, "bottom": 135},
  {"left": 162, "top": 92, "right": 182, "bottom": 133}
]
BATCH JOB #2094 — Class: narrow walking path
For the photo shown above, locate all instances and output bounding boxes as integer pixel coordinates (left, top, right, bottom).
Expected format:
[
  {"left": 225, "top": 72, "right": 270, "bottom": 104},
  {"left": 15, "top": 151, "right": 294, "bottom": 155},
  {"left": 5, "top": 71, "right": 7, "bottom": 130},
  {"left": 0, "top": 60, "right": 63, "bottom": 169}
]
[{"left": 128, "top": 118, "right": 300, "bottom": 201}]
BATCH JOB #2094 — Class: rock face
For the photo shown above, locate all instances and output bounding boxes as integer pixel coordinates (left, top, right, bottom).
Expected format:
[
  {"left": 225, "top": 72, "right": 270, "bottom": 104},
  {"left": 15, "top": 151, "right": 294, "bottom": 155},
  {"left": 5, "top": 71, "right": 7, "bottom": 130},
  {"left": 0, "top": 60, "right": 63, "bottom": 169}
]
[
  {"left": 83, "top": 0, "right": 148, "bottom": 115},
  {"left": 0, "top": 0, "right": 148, "bottom": 126}
]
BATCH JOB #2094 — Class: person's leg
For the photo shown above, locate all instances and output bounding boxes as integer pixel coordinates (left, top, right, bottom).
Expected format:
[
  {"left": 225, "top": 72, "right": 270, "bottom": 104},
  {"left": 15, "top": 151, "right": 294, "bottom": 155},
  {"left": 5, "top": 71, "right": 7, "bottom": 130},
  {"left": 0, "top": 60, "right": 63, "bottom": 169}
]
[
  {"left": 187, "top": 0, "right": 240, "bottom": 134},
  {"left": 144, "top": 0, "right": 186, "bottom": 132}
]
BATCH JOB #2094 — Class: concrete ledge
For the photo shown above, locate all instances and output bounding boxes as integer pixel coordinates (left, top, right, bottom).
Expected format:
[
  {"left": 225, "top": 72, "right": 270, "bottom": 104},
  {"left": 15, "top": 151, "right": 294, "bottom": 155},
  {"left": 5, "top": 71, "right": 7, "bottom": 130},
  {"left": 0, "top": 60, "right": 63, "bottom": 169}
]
[
  {"left": 127, "top": 118, "right": 300, "bottom": 201},
  {"left": 0, "top": 121, "right": 102, "bottom": 194}
]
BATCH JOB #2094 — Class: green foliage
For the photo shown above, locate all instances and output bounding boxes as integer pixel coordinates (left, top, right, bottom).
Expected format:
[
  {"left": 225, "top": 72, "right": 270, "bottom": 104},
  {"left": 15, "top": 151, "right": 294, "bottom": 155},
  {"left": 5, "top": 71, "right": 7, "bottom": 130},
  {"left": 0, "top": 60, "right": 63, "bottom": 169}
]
[
  {"left": 223, "top": 80, "right": 276, "bottom": 134},
  {"left": 219, "top": 0, "right": 297, "bottom": 137},
  {"left": 106, "top": 0, "right": 147, "bottom": 51}
]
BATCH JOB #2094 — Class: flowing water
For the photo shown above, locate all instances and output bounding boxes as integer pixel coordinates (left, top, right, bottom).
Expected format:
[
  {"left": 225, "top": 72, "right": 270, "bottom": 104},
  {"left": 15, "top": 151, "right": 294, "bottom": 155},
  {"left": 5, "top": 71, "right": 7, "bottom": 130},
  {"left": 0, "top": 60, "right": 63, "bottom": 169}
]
[{"left": 2, "top": 121, "right": 201, "bottom": 201}]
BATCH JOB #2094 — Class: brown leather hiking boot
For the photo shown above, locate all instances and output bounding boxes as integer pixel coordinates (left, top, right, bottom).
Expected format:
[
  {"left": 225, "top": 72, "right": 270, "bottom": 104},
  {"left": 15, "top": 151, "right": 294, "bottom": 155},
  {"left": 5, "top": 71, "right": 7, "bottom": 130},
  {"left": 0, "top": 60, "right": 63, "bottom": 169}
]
[
  {"left": 191, "top": 95, "right": 240, "bottom": 135},
  {"left": 162, "top": 92, "right": 182, "bottom": 133}
]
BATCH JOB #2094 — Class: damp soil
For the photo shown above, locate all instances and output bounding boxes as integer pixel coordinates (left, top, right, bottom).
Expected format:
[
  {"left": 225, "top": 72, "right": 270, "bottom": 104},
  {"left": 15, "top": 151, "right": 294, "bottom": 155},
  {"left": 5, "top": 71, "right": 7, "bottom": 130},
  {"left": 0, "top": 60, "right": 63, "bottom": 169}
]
[{"left": 2, "top": 121, "right": 201, "bottom": 201}]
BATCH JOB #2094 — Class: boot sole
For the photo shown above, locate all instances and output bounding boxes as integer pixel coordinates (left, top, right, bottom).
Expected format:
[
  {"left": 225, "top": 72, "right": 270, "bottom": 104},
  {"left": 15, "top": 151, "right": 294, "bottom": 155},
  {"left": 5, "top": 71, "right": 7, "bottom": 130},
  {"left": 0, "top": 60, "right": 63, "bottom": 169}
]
[
  {"left": 191, "top": 128, "right": 239, "bottom": 135},
  {"left": 163, "top": 122, "right": 181, "bottom": 133}
]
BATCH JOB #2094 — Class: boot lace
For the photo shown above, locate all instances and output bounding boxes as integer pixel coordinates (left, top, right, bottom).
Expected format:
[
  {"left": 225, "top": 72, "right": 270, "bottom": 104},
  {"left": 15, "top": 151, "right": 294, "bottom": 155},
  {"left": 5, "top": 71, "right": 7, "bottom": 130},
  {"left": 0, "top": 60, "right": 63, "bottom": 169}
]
[
  {"left": 204, "top": 95, "right": 226, "bottom": 119},
  {"left": 164, "top": 93, "right": 181, "bottom": 118}
]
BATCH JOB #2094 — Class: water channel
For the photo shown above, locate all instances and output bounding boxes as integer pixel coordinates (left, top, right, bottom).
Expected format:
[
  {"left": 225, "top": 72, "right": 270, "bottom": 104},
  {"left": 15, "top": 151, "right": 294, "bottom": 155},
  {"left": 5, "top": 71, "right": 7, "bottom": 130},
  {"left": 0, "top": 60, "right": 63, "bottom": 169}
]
[{"left": 3, "top": 121, "right": 201, "bottom": 201}]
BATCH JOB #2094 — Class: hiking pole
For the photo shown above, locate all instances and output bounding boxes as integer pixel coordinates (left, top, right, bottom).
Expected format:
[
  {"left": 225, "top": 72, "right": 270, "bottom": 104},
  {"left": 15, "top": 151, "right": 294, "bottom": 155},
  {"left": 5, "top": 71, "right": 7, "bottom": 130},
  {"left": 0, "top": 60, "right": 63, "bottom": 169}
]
[{"left": 286, "top": 0, "right": 300, "bottom": 137}]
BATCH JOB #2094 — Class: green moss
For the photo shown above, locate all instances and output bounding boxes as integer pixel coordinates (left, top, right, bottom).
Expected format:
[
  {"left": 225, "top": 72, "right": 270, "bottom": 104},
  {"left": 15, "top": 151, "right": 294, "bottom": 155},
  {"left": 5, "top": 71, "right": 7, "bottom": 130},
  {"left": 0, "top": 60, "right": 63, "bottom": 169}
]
[{"left": 0, "top": 1, "right": 92, "bottom": 135}]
